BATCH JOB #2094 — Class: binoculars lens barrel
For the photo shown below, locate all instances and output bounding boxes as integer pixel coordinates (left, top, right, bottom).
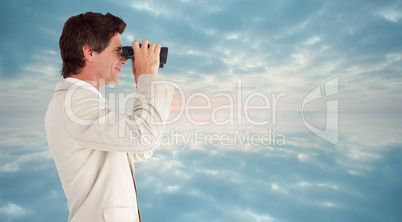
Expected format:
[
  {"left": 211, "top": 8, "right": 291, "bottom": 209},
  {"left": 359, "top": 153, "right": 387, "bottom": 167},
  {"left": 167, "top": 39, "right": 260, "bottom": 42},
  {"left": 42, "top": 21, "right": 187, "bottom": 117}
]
[{"left": 121, "top": 45, "right": 168, "bottom": 68}]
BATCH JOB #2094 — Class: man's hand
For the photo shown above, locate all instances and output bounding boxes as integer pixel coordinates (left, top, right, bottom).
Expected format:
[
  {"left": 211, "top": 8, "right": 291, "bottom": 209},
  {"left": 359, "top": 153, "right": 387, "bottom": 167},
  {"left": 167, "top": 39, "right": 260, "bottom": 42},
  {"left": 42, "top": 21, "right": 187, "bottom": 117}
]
[{"left": 132, "top": 39, "right": 161, "bottom": 84}]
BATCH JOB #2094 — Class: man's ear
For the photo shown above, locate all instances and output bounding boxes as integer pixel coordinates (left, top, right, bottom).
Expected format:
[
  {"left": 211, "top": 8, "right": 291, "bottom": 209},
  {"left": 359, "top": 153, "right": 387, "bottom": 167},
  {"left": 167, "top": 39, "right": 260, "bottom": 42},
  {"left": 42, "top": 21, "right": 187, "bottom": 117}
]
[{"left": 83, "top": 45, "right": 95, "bottom": 62}]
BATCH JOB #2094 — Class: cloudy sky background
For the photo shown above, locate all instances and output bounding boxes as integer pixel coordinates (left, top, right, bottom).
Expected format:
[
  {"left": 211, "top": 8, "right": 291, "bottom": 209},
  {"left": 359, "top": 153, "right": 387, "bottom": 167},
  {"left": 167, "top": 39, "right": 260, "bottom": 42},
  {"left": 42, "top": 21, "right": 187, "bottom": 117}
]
[{"left": 1, "top": 0, "right": 402, "bottom": 221}]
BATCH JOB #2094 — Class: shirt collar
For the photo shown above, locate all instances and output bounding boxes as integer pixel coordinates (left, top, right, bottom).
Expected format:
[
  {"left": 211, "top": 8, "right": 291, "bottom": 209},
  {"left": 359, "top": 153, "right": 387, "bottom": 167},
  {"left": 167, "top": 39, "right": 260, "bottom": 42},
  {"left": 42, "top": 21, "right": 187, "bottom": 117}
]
[{"left": 65, "top": 77, "right": 104, "bottom": 99}]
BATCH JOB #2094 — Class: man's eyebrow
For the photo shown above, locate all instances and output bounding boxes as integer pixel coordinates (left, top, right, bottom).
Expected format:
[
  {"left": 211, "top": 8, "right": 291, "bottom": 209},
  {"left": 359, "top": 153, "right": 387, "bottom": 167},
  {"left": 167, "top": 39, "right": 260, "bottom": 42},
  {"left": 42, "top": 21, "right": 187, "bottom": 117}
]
[{"left": 114, "top": 46, "right": 122, "bottom": 50}]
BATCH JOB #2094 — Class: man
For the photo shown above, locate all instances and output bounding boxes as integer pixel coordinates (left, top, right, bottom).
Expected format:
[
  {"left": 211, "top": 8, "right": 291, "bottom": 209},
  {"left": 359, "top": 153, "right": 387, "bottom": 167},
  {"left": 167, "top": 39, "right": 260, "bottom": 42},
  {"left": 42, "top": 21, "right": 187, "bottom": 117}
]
[{"left": 45, "top": 12, "right": 173, "bottom": 222}]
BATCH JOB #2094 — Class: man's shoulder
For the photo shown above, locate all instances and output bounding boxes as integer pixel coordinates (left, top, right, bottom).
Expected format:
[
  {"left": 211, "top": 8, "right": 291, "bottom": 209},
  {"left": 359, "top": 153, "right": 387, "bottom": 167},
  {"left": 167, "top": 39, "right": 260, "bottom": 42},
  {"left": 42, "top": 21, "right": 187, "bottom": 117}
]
[
  {"left": 53, "top": 81, "right": 74, "bottom": 93},
  {"left": 52, "top": 81, "right": 102, "bottom": 100}
]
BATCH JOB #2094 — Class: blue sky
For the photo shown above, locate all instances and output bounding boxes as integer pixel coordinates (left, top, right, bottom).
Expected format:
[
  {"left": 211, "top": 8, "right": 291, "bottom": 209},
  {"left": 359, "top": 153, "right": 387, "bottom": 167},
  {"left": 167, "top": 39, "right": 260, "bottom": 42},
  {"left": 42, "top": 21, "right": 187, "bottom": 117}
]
[{"left": 1, "top": 0, "right": 402, "bottom": 221}]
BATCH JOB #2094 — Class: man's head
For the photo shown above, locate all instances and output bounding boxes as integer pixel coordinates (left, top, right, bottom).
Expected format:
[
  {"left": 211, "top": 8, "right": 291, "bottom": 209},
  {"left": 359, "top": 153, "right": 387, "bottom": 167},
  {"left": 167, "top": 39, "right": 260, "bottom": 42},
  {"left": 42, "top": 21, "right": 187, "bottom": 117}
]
[{"left": 59, "top": 12, "right": 127, "bottom": 79}]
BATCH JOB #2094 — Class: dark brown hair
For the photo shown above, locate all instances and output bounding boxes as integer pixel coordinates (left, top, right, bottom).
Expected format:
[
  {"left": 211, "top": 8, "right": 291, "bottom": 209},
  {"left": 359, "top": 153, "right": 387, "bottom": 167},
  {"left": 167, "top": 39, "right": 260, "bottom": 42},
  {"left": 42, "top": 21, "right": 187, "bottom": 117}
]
[{"left": 59, "top": 12, "right": 126, "bottom": 78}]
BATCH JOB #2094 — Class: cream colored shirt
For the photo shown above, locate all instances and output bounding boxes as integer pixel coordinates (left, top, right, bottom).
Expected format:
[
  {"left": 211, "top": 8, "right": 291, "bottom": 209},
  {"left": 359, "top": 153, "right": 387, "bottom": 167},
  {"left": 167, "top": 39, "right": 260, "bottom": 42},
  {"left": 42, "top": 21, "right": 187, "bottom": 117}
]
[{"left": 45, "top": 74, "right": 173, "bottom": 222}]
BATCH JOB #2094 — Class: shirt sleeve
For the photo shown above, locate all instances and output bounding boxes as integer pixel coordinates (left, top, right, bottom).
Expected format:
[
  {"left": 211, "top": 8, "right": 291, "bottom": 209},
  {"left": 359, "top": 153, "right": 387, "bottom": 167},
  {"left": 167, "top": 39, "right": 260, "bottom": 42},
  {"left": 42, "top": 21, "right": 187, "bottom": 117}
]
[{"left": 62, "top": 74, "right": 173, "bottom": 154}]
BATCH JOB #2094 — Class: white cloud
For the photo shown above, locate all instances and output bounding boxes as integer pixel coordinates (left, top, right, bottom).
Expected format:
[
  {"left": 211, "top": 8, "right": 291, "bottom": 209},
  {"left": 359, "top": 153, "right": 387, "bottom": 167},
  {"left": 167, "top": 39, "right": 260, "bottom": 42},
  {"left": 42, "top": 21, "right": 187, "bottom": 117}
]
[
  {"left": 128, "top": 1, "right": 162, "bottom": 16},
  {"left": 303, "top": 36, "right": 321, "bottom": 45},
  {"left": 293, "top": 182, "right": 340, "bottom": 191},
  {"left": 378, "top": 8, "right": 402, "bottom": 22},
  {"left": 122, "top": 33, "right": 135, "bottom": 43},
  {"left": 271, "top": 183, "right": 288, "bottom": 195},
  {"left": 237, "top": 209, "right": 276, "bottom": 222},
  {"left": 165, "top": 185, "right": 180, "bottom": 193},
  {"left": 0, "top": 203, "right": 29, "bottom": 218},
  {"left": 0, "top": 151, "right": 53, "bottom": 173},
  {"left": 319, "top": 201, "right": 337, "bottom": 208},
  {"left": 385, "top": 53, "right": 402, "bottom": 63},
  {"left": 298, "top": 153, "right": 310, "bottom": 162},
  {"left": 225, "top": 32, "right": 240, "bottom": 40}
]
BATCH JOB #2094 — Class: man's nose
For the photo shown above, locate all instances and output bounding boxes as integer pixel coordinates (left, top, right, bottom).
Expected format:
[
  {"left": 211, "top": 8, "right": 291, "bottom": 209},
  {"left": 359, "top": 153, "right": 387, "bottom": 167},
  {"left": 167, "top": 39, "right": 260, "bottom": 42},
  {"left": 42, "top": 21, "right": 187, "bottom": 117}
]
[{"left": 120, "top": 56, "right": 128, "bottom": 65}]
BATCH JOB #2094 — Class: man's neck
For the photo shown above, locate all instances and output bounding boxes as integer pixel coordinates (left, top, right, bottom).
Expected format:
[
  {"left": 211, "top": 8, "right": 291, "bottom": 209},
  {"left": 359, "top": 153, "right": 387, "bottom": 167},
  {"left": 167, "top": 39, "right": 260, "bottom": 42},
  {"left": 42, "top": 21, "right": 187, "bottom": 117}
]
[{"left": 69, "top": 72, "right": 104, "bottom": 91}]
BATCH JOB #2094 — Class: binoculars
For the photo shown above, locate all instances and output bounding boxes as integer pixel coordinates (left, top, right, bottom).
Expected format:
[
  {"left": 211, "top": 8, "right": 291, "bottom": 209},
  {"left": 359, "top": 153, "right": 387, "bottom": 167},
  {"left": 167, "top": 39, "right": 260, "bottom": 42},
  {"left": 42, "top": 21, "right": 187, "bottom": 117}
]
[{"left": 121, "top": 45, "right": 168, "bottom": 68}]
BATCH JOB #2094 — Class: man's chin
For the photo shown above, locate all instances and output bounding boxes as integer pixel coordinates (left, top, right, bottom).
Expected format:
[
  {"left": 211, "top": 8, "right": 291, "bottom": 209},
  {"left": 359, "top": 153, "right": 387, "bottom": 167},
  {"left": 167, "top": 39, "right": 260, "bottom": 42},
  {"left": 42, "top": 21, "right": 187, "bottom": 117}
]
[{"left": 106, "top": 79, "right": 119, "bottom": 87}]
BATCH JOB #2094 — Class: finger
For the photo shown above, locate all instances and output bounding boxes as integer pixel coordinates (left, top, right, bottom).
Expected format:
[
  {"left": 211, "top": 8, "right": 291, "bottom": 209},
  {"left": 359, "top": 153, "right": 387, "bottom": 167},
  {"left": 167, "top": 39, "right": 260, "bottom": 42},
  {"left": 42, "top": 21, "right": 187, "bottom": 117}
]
[
  {"left": 141, "top": 40, "right": 149, "bottom": 51},
  {"left": 133, "top": 39, "right": 140, "bottom": 53},
  {"left": 149, "top": 42, "right": 156, "bottom": 53},
  {"left": 154, "top": 43, "right": 161, "bottom": 54}
]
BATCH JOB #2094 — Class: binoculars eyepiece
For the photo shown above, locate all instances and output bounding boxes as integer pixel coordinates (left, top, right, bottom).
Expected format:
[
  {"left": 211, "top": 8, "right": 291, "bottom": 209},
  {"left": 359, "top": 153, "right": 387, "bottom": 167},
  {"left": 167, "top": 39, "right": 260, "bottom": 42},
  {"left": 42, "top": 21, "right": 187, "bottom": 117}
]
[{"left": 121, "top": 45, "right": 168, "bottom": 68}]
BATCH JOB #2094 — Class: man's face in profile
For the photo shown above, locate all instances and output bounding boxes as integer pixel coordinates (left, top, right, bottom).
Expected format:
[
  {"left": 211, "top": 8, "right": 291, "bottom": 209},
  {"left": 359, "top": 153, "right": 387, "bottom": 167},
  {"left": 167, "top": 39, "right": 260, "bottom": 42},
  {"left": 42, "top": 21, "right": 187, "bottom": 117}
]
[{"left": 93, "top": 33, "right": 127, "bottom": 85}]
